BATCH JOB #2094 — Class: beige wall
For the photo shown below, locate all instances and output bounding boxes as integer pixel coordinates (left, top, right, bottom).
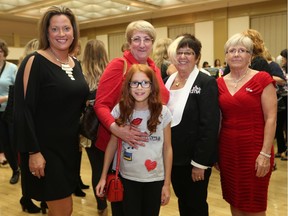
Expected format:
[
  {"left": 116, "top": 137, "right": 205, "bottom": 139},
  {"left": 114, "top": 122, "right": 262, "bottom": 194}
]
[
  {"left": 154, "top": 27, "right": 169, "bottom": 44},
  {"left": 0, "top": 20, "right": 37, "bottom": 47},
  {"left": 195, "top": 21, "right": 214, "bottom": 67},
  {"left": 78, "top": 0, "right": 287, "bottom": 62},
  {"left": 228, "top": 17, "right": 250, "bottom": 38},
  {"left": 8, "top": 47, "right": 25, "bottom": 60},
  {"left": 5, "top": 0, "right": 287, "bottom": 62},
  {"left": 96, "top": 35, "right": 108, "bottom": 50}
]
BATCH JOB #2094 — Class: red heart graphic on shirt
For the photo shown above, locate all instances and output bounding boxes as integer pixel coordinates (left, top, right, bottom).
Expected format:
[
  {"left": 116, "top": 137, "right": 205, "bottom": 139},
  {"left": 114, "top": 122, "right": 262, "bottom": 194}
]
[
  {"left": 131, "top": 118, "right": 142, "bottom": 126},
  {"left": 145, "top": 159, "right": 157, "bottom": 172}
]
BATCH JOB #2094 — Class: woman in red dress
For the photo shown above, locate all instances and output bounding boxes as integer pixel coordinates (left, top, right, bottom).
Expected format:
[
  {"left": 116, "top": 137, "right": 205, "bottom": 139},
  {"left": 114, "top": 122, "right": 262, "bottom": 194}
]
[{"left": 217, "top": 33, "right": 277, "bottom": 216}]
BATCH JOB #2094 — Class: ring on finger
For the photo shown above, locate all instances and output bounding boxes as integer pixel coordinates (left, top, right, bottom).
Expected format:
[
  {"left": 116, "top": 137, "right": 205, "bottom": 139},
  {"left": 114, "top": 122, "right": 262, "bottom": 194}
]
[{"left": 31, "top": 171, "right": 36, "bottom": 175}]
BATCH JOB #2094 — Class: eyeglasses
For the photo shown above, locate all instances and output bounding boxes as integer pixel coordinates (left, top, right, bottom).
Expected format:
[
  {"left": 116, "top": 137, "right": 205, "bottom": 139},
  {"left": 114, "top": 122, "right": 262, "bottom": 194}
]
[
  {"left": 176, "top": 51, "right": 194, "bottom": 56},
  {"left": 226, "top": 48, "right": 251, "bottom": 55},
  {"left": 129, "top": 81, "right": 152, "bottom": 88},
  {"left": 131, "top": 37, "right": 153, "bottom": 45}
]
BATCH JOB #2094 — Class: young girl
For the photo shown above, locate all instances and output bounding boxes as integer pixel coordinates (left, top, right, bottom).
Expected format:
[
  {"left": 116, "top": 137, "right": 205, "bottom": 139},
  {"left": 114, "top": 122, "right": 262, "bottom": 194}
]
[{"left": 96, "top": 64, "right": 172, "bottom": 216}]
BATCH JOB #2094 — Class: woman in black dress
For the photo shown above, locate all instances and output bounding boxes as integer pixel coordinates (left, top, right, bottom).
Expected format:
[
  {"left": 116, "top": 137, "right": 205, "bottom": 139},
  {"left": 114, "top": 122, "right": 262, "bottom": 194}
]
[{"left": 14, "top": 6, "right": 89, "bottom": 215}]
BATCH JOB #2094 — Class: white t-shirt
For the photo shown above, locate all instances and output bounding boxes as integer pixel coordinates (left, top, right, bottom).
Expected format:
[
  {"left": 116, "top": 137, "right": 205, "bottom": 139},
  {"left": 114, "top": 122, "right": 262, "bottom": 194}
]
[{"left": 111, "top": 104, "right": 172, "bottom": 182}]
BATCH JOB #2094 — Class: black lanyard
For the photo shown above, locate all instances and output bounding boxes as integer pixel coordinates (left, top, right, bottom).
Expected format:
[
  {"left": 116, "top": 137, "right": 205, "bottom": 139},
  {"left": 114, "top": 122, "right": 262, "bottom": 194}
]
[{"left": 0, "top": 61, "right": 6, "bottom": 78}]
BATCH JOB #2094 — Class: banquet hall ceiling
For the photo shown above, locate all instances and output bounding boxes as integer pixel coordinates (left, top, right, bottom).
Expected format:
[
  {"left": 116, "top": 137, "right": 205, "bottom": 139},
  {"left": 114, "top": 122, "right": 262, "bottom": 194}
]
[{"left": 0, "top": 0, "right": 272, "bottom": 29}]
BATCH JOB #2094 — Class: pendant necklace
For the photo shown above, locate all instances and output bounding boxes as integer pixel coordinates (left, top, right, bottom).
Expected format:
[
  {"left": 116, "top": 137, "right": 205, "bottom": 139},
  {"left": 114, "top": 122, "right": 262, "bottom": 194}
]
[
  {"left": 174, "top": 76, "right": 188, "bottom": 87},
  {"left": 232, "top": 69, "right": 249, "bottom": 88},
  {"left": 49, "top": 48, "right": 75, "bottom": 80}
]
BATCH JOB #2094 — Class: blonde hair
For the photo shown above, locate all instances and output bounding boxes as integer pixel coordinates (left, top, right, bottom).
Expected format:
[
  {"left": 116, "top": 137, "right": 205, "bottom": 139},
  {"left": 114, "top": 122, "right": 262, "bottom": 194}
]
[
  {"left": 242, "top": 29, "right": 266, "bottom": 59},
  {"left": 168, "top": 36, "right": 184, "bottom": 65},
  {"left": 0, "top": 39, "right": 9, "bottom": 57},
  {"left": 121, "top": 42, "right": 130, "bottom": 52},
  {"left": 18, "top": 38, "right": 39, "bottom": 66},
  {"left": 224, "top": 33, "right": 253, "bottom": 55},
  {"left": 152, "top": 38, "right": 173, "bottom": 68},
  {"left": 82, "top": 39, "right": 109, "bottom": 91},
  {"left": 263, "top": 47, "right": 273, "bottom": 61},
  {"left": 125, "top": 20, "right": 156, "bottom": 44}
]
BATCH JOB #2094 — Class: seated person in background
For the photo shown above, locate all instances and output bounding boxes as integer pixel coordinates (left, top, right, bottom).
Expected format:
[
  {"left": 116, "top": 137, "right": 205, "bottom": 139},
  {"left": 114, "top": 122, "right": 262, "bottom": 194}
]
[
  {"left": 202, "top": 61, "right": 210, "bottom": 68},
  {"left": 214, "top": 58, "right": 221, "bottom": 68}
]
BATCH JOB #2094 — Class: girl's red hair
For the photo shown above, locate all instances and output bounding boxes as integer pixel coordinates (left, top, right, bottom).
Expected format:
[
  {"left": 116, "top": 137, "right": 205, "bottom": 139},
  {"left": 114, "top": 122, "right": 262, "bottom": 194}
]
[{"left": 116, "top": 64, "right": 162, "bottom": 133}]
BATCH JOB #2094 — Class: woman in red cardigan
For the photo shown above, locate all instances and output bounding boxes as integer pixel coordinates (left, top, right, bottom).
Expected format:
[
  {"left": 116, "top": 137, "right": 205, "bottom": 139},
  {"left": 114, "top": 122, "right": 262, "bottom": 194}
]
[{"left": 94, "top": 20, "right": 169, "bottom": 216}]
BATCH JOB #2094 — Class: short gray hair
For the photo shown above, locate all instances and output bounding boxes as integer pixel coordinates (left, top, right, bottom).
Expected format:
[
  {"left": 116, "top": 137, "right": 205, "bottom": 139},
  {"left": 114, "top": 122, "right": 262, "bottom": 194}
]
[
  {"left": 224, "top": 33, "right": 253, "bottom": 55},
  {"left": 125, "top": 20, "right": 156, "bottom": 44}
]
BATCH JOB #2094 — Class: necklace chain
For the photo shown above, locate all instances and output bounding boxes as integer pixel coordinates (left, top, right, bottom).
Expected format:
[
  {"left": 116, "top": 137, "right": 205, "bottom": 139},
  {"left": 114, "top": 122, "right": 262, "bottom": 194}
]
[
  {"left": 49, "top": 48, "right": 75, "bottom": 81},
  {"left": 174, "top": 76, "right": 188, "bottom": 87},
  {"left": 232, "top": 69, "right": 249, "bottom": 88},
  {"left": 49, "top": 48, "right": 69, "bottom": 64}
]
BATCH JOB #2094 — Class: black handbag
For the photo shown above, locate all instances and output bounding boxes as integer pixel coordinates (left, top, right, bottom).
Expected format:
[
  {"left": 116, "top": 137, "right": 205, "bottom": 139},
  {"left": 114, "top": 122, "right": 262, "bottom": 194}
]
[
  {"left": 79, "top": 58, "right": 127, "bottom": 140},
  {"left": 277, "top": 85, "right": 287, "bottom": 112},
  {"left": 79, "top": 101, "right": 99, "bottom": 140},
  {"left": 277, "top": 96, "right": 287, "bottom": 112}
]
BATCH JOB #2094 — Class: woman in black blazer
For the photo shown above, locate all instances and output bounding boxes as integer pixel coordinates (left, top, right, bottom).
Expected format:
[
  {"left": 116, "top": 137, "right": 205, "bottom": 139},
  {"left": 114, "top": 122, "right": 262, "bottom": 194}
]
[{"left": 165, "top": 34, "right": 220, "bottom": 216}]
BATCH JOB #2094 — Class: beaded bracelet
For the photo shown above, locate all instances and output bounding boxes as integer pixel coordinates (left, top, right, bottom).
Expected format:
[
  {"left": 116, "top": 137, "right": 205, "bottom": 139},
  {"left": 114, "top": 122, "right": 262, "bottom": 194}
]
[{"left": 260, "top": 151, "right": 271, "bottom": 158}]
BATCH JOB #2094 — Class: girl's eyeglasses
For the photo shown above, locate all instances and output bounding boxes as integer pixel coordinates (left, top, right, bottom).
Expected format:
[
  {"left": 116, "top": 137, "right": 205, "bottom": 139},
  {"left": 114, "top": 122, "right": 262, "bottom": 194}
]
[{"left": 129, "top": 81, "right": 152, "bottom": 88}]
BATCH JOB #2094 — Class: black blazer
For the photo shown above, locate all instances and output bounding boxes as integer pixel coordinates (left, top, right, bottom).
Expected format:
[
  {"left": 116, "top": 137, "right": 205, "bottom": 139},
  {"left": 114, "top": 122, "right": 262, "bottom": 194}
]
[{"left": 171, "top": 72, "right": 220, "bottom": 167}]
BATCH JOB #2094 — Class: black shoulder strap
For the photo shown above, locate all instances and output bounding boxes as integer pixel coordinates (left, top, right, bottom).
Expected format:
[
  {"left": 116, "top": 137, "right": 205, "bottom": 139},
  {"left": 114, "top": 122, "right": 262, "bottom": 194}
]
[{"left": 0, "top": 61, "right": 6, "bottom": 77}]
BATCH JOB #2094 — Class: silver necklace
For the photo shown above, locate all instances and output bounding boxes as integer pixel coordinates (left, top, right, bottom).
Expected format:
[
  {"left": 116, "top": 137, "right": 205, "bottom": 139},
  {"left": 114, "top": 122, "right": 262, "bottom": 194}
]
[
  {"left": 49, "top": 48, "right": 75, "bottom": 80},
  {"left": 232, "top": 69, "right": 249, "bottom": 88}
]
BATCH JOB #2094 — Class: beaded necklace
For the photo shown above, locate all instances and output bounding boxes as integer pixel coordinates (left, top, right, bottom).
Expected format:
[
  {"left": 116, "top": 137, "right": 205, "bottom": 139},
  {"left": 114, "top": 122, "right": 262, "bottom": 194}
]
[{"left": 49, "top": 48, "right": 75, "bottom": 80}]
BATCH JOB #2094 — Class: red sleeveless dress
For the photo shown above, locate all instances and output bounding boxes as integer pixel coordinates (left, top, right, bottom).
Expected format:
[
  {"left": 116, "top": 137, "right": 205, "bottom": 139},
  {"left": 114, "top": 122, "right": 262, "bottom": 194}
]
[{"left": 217, "top": 72, "right": 275, "bottom": 212}]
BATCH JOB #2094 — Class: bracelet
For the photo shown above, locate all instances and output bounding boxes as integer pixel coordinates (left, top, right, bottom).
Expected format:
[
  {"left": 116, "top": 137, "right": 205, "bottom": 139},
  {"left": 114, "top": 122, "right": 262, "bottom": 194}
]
[{"left": 260, "top": 151, "right": 271, "bottom": 158}]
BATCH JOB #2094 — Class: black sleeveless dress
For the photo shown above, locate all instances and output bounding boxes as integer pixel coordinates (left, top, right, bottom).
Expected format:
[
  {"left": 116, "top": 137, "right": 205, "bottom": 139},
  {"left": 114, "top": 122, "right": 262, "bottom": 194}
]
[{"left": 14, "top": 52, "right": 89, "bottom": 201}]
